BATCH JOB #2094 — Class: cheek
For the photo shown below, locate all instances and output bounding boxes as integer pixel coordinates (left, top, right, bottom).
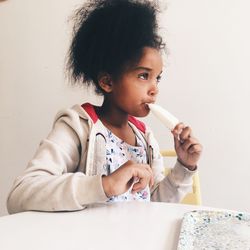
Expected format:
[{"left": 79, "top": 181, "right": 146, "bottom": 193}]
[
  {"left": 114, "top": 79, "right": 147, "bottom": 102},
  {"left": 119, "top": 85, "right": 137, "bottom": 98}
]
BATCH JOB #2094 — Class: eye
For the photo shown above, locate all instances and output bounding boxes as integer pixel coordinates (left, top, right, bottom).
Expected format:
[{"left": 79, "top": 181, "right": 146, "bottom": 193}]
[
  {"left": 156, "top": 75, "right": 162, "bottom": 83},
  {"left": 138, "top": 72, "right": 149, "bottom": 80}
]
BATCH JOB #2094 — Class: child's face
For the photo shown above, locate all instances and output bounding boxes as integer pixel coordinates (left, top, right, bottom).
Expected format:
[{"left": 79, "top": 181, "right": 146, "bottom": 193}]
[{"left": 110, "top": 47, "right": 163, "bottom": 117}]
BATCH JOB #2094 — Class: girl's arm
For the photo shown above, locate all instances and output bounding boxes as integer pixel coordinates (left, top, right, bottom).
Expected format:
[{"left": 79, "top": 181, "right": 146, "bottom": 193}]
[
  {"left": 150, "top": 159, "right": 195, "bottom": 203},
  {"left": 7, "top": 108, "right": 108, "bottom": 214},
  {"left": 145, "top": 127, "right": 196, "bottom": 203}
]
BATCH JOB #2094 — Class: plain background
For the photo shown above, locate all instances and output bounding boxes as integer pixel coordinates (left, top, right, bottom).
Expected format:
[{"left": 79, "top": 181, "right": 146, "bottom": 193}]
[{"left": 1, "top": 0, "right": 250, "bottom": 216}]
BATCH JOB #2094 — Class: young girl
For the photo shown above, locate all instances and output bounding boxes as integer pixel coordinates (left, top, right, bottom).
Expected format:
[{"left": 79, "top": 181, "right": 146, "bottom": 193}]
[{"left": 7, "top": 0, "right": 202, "bottom": 213}]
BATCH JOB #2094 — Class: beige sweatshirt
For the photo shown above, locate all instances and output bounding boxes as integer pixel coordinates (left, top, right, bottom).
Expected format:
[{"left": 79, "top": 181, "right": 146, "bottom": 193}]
[{"left": 7, "top": 103, "right": 195, "bottom": 214}]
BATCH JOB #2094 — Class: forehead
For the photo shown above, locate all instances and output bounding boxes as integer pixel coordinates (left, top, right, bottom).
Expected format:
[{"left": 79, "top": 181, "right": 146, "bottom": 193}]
[
  {"left": 138, "top": 47, "right": 162, "bottom": 66},
  {"left": 115, "top": 47, "right": 163, "bottom": 79},
  {"left": 130, "top": 47, "right": 163, "bottom": 73}
]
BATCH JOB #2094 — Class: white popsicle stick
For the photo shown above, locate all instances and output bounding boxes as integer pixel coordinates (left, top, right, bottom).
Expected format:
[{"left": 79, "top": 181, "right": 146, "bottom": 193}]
[{"left": 147, "top": 103, "right": 179, "bottom": 131}]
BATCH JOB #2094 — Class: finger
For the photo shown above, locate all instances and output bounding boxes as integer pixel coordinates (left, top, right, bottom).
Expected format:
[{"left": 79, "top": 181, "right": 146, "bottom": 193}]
[
  {"left": 188, "top": 143, "right": 203, "bottom": 154},
  {"left": 144, "top": 164, "right": 154, "bottom": 175},
  {"left": 130, "top": 164, "right": 153, "bottom": 191},
  {"left": 172, "top": 123, "right": 191, "bottom": 145},
  {"left": 179, "top": 126, "right": 192, "bottom": 141},
  {"left": 149, "top": 175, "right": 154, "bottom": 188},
  {"left": 143, "top": 165, "right": 154, "bottom": 187},
  {"left": 172, "top": 122, "right": 185, "bottom": 136},
  {"left": 174, "top": 134, "right": 181, "bottom": 149},
  {"left": 132, "top": 171, "right": 150, "bottom": 192},
  {"left": 173, "top": 122, "right": 185, "bottom": 132},
  {"left": 180, "top": 137, "right": 199, "bottom": 151},
  {"left": 126, "top": 177, "right": 135, "bottom": 189},
  {"left": 139, "top": 165, "right": 154, "bottom": 188},
  {"left": 132, "top": 179, "right": 147, "bottom": 193},
  {"left": 137, "top": 164, "right": 153, "bottom": 179}
]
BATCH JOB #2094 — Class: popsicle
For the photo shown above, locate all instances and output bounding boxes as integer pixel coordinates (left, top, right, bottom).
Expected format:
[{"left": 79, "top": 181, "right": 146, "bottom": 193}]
[{"left": 147, "top": 103, "right": 179, "bottom": 131}]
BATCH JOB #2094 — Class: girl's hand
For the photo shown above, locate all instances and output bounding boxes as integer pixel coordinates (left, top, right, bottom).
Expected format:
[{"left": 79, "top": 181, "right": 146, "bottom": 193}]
[
  {"left": 172, "top": 123, "right": 203, "bottom": 171},
  {"left": 102, "top": 160, "right": 154, "bottom": 197}
]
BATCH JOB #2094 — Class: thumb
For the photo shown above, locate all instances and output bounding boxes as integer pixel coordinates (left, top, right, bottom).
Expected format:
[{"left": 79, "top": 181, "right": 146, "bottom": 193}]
[{"left": 173, "top": 132, "right": 181, "bottom": 149}]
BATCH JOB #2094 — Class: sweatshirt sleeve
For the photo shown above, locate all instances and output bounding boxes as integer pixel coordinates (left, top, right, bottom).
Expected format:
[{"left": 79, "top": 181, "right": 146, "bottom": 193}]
[
  {"left": 7, "top": 108, "right": 108, "bottom": 214},
  {"left": 151, "top": 161, "right": 196, "bottom": 203}
]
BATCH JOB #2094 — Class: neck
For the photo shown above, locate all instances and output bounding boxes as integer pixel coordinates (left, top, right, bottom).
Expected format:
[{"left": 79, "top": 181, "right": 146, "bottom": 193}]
[{"left": 96, "top": 99, "right": 129, "bottom": 128}]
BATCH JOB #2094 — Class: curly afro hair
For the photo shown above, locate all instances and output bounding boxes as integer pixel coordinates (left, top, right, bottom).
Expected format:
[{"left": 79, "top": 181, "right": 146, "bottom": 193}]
[{"left": 67, "top": 0, "right": 165, "bottom": 94}]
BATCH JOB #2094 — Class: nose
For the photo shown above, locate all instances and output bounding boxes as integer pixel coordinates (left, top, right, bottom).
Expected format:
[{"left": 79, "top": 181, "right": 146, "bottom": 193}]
[{"left": 148, "top": 82, "right": 159, "bottom": 97}]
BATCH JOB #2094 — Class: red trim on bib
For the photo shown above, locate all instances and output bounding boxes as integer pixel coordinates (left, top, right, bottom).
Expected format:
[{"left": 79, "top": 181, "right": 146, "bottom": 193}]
[
  {"left": 128, "top": 116, "right": 146, "bottom": 133},
  {"left": 81, "top": 103, "right": 98, "bottom": 123}
]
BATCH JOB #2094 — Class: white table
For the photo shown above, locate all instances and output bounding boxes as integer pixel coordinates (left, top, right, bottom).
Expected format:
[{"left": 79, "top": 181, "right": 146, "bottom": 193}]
[{"left": 0, "top": 202, "right": 225, "bottom": 250}]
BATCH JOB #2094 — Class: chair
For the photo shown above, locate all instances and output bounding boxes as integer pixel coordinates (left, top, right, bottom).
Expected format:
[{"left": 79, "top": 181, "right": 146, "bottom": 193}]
[{"left": 160, "top": 150, "right": 202, "bottom": 205}]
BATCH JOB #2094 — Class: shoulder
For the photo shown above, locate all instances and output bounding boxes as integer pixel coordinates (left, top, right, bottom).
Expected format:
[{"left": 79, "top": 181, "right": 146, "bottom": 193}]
[
  {"left": 51, "top": 103, "right": 97, "bottom": 136},
  {"left": 54, "top": 102, "right": 98, "bottom": 124},
  {"left": 52, "top": 102, "right": 106, "bottom": 134}
]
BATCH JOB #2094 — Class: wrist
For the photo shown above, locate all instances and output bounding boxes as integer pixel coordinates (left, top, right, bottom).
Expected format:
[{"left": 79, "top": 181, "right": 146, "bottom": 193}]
[
  {"left": 102, "top": 175, "right": 113, "bottom": 198},
  {"left": 177, "top": 158, "right": 197, "bottom": 171}
]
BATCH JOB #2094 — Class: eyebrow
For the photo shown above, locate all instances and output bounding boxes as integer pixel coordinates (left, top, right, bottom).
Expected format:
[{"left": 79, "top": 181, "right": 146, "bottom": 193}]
[
  {"left": 134, "top": 66, "right": 152, "bottom": 71},
  {"left": 133, "top": 66, "right": 163, "bottom": 74}
]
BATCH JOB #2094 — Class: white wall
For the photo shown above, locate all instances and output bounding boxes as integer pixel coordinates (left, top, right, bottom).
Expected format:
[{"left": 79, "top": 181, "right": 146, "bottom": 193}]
[{"left": 1, "top": 0, "right": 250, "bottom": 216}]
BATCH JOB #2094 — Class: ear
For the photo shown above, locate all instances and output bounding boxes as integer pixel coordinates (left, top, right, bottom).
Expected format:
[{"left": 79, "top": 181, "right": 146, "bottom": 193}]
[{"left": 98, "top": 73, "right": 113, "bottom": 93}]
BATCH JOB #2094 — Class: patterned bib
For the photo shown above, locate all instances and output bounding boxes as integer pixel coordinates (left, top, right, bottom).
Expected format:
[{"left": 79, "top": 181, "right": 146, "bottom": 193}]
[{"left": 102, "top": 127, "right": 150, "bottom": 203}]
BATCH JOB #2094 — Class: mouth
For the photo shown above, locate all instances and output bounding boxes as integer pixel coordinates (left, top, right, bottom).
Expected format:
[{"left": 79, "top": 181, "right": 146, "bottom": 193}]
[
  {"left": 145, "top": 103, "right": 150, "bottom": 111},
  {"left": 144, "top": 102, "right": 153, "bottom": 111},
  {"left": 145, "top": 100, "right": 155, "bottom": 106}
]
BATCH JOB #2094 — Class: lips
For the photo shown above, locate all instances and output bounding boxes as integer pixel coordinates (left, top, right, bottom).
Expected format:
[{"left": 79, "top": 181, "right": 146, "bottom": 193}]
[
  {"left": 144, "top": 102, "right": 155, "bottom": 111},
  {"left": 145, "top": 99, "right": 155, "bottom": 103},
  {"left": 144, "top": 100, "right": 155, "bottom": 107},
  {"left": 145, "top": 103, "right": 150, "bottom": 111}
]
